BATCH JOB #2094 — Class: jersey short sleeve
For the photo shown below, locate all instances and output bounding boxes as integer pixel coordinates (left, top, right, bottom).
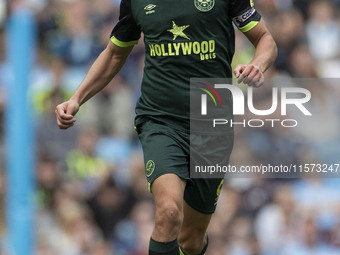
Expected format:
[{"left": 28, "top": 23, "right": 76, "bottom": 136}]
[
  {"left": 230, "top": 0, "right": 261, "bottom": 33},
  {"left": 110, "top": 0, "right": 141, "bottom": 47}
]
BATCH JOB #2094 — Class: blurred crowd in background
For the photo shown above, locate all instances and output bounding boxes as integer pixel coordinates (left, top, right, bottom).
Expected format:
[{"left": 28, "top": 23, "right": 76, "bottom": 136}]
[{"left": 1, "top": 0, "right": 340, "bottom": 254}]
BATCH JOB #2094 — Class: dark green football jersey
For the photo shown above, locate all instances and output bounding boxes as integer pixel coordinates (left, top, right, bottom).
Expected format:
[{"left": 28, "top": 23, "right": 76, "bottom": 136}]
[{"left": 110, "top": 0, "right": 261, "bottom": 132}]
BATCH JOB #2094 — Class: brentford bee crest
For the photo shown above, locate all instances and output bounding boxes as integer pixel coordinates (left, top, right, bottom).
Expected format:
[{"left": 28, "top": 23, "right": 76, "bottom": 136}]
[{"left": 194, "top": 0, "right": 215, "bottom": 12}]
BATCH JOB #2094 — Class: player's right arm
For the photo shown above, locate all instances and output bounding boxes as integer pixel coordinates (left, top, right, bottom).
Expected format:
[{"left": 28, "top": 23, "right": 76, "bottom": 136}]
[
  {"left": 56, "top": 0, "right": 140, "bottom": 129},
  {"left": 55, "top": 42, "right": 133, "bottom": 129}
]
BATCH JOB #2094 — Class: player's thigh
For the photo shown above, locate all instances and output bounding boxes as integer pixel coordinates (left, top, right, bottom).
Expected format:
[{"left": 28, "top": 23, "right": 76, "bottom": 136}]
[{"left": 151, "top": 173, "right": 186, "bottom": 209}]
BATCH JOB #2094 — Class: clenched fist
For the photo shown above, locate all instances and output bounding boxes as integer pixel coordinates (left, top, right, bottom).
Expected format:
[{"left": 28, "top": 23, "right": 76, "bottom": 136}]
[
  {"left": 234, "top": 64, "right": 264, "bottom": 87},
  {"left": 55, "top": 100, "right": 79, "bottom": 129}
]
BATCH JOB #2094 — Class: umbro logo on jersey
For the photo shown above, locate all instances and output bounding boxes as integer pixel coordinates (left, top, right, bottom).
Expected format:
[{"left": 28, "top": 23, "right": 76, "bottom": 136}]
[{"left": 144, "top": 4, "right": 156, "bottom": 15}]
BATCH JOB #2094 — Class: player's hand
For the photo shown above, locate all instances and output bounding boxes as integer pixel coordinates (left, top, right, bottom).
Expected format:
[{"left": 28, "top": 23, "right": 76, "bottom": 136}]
[
  {"left": 55, "top": 100, "right": 79, "bottom": 129},
  {"left": 234, "top": 64, "right": 264, "bottom": 88}
]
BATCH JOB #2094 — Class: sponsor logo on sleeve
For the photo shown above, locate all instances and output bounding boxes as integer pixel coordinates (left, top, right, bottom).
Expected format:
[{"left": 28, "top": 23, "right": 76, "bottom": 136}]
[{"left": 233, "top": 7, "right": 256, "bottom": 27}]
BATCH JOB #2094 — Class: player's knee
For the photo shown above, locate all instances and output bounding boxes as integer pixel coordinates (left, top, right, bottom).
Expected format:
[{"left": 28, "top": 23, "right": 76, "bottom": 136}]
[{"left": 155, "top": 202, "right": 183, "bottom": 234}]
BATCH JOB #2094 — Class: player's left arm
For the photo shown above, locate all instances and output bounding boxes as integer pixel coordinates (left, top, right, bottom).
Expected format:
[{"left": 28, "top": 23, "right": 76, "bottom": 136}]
[{"left": 234, "top": 19, "right": 277, "bottom": 87}]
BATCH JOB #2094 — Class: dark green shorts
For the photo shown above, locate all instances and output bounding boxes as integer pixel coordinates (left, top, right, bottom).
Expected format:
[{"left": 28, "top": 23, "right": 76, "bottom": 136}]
[{"left": 136, "top": 119, "right": 234, "bottom": 214}]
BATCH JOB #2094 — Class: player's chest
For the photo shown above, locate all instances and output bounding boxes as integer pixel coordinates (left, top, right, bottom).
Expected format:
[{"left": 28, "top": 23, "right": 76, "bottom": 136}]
[{"left": 131, "top": 0, "right": 232, "bottom": 35}]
